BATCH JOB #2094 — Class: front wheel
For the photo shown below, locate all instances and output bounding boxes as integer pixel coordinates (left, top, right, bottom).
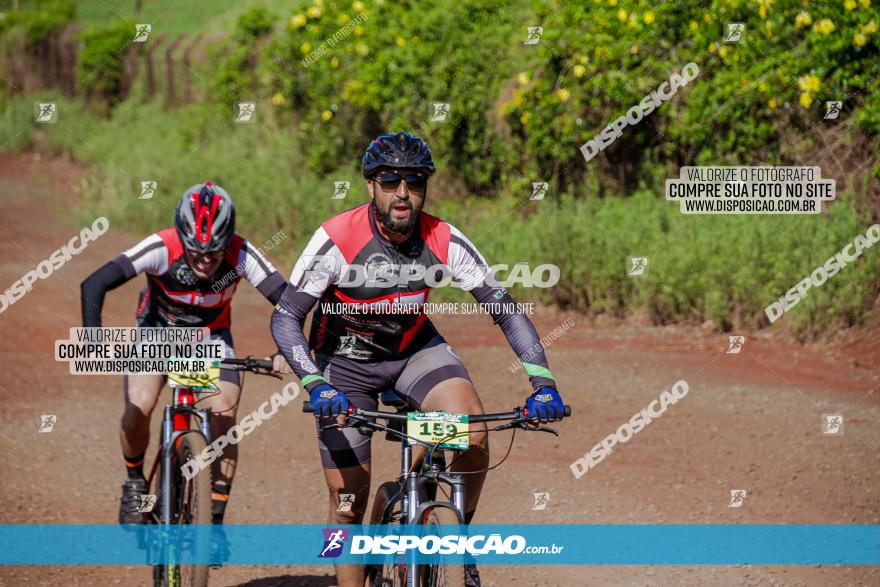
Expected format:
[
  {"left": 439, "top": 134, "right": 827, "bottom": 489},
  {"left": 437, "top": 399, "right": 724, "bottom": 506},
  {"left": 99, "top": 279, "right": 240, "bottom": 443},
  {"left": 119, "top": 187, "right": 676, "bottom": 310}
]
[
  {"left": 153, "top": 433, "right": 212, "bottom": 587},
  {"left": 419, "top": 506, "right": 465, "bottom": 587},
  {"left": 367, "top": 481, "right": 405, "bottom": 587}
]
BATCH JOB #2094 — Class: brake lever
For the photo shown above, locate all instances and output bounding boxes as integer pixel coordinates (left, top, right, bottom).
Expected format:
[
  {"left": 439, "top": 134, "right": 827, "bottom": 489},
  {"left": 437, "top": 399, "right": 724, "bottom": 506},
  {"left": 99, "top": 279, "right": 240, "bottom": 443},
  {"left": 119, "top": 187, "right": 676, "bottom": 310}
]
[
  {"left": 250, "top": 367, "right": 282, "bottom": 379},
  {"left": 497, "top": 418, "right": 560, "bottom": 436},
  {"left": 528, "top": 424, "right": 560, "bottom": 436}
]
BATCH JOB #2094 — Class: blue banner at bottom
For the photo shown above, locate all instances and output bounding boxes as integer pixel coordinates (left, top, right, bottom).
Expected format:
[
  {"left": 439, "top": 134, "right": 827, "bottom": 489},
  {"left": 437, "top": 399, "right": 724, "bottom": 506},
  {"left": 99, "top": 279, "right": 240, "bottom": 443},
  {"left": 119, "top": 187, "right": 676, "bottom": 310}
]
[{"left": 0, "top": 525, "right": 877, "bottom": 565}]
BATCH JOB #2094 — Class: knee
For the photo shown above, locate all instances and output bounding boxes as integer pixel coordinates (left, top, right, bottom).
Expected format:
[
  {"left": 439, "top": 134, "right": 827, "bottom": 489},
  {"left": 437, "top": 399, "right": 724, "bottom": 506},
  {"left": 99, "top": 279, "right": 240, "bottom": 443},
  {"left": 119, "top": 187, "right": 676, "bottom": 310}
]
[{"left": 472, "top": 428, "right": 489, "bottom": 452}]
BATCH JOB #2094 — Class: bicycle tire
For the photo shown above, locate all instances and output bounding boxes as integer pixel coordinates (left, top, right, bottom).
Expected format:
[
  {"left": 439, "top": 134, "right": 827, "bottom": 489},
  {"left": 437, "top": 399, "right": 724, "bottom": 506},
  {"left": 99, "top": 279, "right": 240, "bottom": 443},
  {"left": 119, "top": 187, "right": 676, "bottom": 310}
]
[
  {"left": 419, "top": 506, "right": 465, "bottom": 587},
  {"left": 367, "top": 481, "right": 405, "bottom": 587},
  {"left": 153, "top": 433, "right": 212, "bottom": 587}
]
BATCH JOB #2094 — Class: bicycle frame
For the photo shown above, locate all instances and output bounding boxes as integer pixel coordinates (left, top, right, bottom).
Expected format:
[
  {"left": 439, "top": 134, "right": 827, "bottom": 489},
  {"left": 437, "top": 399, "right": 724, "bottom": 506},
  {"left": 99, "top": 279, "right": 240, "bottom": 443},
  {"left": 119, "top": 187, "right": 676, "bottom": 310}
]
[
  {"left": 381, "top": 438, "right": 467, "bottom": 527},
  {"left": 148, "top": 384, "right": 212, "bottom": 526},
  {"left": 370, "top": 412, "right": 468, "bottom": 587}
]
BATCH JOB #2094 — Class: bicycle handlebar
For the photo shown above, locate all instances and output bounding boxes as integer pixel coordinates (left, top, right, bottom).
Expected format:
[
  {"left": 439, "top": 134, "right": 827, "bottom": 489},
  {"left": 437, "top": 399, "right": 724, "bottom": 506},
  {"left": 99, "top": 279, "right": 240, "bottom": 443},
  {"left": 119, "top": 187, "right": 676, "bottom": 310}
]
[
  {"left": 220, "top": 357, "right": 274, "bottom": 371},
  {"left": 301, "top": 401, "right": 571, "bottom": 421}
]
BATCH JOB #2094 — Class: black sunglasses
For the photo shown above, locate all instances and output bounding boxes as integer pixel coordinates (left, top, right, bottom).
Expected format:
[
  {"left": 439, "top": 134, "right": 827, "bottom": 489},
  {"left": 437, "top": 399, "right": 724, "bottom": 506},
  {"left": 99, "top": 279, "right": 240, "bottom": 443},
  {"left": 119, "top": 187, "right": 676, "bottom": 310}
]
[{"left": 373, "top": 172, "right": 428, "bottom": 193}]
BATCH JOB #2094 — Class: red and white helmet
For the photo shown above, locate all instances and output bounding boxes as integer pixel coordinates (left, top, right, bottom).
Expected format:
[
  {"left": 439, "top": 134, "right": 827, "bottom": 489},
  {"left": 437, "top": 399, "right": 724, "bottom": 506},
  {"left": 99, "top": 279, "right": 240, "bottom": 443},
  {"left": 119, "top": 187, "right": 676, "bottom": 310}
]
[{"left": 174, "top": 182, "right": 236, "bottom": 253}]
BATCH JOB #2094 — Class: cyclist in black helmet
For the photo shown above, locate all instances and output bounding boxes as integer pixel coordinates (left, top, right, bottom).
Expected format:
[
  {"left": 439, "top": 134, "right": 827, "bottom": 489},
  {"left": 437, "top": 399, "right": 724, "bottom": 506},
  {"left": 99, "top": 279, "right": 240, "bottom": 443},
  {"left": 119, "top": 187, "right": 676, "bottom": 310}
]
[
  {"left": 272, "top": 132, "right": 566, "bottom": 587},
  {"left": 81, "top": 182, "right": 292, "bottom": 526}
]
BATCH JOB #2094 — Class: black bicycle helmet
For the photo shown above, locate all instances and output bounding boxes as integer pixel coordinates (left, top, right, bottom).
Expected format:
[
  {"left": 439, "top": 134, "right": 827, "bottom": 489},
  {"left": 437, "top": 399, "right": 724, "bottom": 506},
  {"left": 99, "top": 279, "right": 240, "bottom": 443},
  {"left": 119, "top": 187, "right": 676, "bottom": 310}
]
[
  {"left": 362, "top": 132, "right": 435, "bottom": 178},
  {"left": 174, "top": 182, "right": 236, "bottom": 254}
]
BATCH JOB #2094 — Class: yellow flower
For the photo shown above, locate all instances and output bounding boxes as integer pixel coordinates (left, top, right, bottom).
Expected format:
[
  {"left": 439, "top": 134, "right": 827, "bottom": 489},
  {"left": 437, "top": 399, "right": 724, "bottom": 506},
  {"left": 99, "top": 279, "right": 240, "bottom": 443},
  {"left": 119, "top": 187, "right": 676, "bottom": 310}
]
[
  {"left": 689, "top": 20, "right": 698, "bottom": 31},
  {"left": 519, "top": 112, "right": 530, "bottom": 125},
  {"left": 862, "top": 21, "right": 878, "bottom": 33},
  {"left": 510, "top": 90, "right": 522, "bottom": 108},
  {"left": 758, "top": 81, "right": 767, "bottom": 92},
  {"left": 854, "top": 32, "right": 867, "bottom": 45},
  {"left": 768, "top": 98, "right": 778, "bottom": 109},
  {"left": 844, "top": 0, "right": 857, "bottom": 10},
  {"left": 354, "top": 25, "right": 364, "bottom": 36},
  {"left": 352, "top": 1, "right": 366, "bottom": 11},
  {"left": 629, "top": 43, "right": 639, "bottom": 54},
  {"left": 330, "top": 56, "right": 340, "bottom": 68},
  {"left": 573, "top": 64, "right": 586, "bottom": 78},
  {"left": 617, "top": 9, "right": 628, "bottom": 22},
  {"left": 644, "top": 11, "right": 655, "bottom": 24},
  {"left": 703, "top": 13, "right": 712, "bottom": 23},
  {"left": 797, "top": 74, "right": 821, "bottom": 92},
  {"left": 813, "top": 19, "right": 836, "bottom": 34},
  {"left": 300, "top": 42, "right": 312, "bottom": 55},
  {"left": 709, "top": 41, "right": 718, "bottom": 53},
  {"left": 516, "top": 72, "right": 529, "bottom": 85},
  {"left": 337, "top": 13, "right": 351, "bottom": 25},
  {"left": 512, "top": 92, "right": 523, "bottom": 107},
  {"left": 608, "top": 0, "right": 618, "bottom": 6},
  {"left": 355, "top": 42, "right": 369, "bottom": 56},
  {"left": 799, "top": 92, "right": 813, "bottom": 108},
  {"left": 321, "top": 110, "right": 333, "bottom": 121},
  {"left": 576, "top": 53, "right": 588, "bottom": 64},
  {"left": 861, "top": 0, "right": 871, "bottom": 7},
  {"left": 759, "top": 4, "right": 767, "bottom": 18},
  {"left": 628, "top": 14, "right": 638, "bottom": 27},
  {"left": 718, "top": 45, "right": 729, "bottom": 58},
  {"left": 555, "top": 88, "right": 571, "bottom": 102},
  {"left": 271, "top": 93, "right": 285, "bottom": 106},
  {"left": 307, "top": 5, "right": 322, "bottom": 18},
  {"left": 395, "top": 36, "right": 406, "bottom": 47},
  {"left": 290, "top": 13, "right": 307, "bottom": 29},
  {"left": 795, "top": 11, "right": 811, "bottom": 28}
]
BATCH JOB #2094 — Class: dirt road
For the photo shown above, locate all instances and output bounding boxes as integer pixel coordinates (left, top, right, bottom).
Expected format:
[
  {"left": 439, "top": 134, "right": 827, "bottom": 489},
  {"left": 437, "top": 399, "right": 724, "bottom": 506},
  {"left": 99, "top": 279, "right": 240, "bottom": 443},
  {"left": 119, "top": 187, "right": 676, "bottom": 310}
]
[{"left": 1, "top": 153, "right": 879, "bottom": 586}]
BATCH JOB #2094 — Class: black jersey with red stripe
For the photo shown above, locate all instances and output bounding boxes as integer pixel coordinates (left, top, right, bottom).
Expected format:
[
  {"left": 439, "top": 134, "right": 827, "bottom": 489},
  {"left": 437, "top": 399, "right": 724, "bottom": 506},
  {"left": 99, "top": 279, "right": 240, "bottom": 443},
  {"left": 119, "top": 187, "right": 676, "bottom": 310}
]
[
  {"left": 117, "top": 228, "right": 281, "bottom": 331},
  {"left": 273, "top": 202, "right": 558, "bottom": 391},
  {"left": 297, "top": 203, "right": 450, "bottom": 359}
]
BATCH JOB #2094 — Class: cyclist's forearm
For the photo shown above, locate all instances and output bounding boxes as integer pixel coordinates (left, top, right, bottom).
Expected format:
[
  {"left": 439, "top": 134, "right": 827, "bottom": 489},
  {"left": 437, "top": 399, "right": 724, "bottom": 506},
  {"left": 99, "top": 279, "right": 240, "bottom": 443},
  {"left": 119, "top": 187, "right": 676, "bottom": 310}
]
[
  {"left": 470, "top": 284, "right": 557, "bottom": 390},
  {"left": 257, "top": 271, "right": 287, "bottom": 305},
  {"left": 270, "top": 285, "right": 326, "bottom": 390},
  {"left": 80, "top": 257, "right": 134, "bottom": 327}
]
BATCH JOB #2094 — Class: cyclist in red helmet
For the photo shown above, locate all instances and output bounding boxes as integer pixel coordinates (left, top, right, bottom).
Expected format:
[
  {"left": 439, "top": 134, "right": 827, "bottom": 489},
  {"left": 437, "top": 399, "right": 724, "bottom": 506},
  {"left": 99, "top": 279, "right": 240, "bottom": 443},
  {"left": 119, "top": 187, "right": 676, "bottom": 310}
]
[{"left": 81, "top": 182, "right": 292, "bottom": 526}]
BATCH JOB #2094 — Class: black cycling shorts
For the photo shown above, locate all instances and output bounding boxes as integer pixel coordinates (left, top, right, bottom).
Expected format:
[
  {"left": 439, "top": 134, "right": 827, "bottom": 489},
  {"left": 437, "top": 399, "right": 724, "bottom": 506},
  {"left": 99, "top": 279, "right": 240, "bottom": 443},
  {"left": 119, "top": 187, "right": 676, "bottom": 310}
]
[{"left": 314, "top": 335, "right": 471, "bottom": 469}]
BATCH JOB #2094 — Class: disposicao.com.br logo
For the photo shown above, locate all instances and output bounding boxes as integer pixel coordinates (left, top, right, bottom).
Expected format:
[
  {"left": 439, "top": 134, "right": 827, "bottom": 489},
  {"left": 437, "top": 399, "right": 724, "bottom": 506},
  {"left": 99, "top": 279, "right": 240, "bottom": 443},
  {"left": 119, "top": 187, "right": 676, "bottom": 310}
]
[{"left": 318, "top": 527, "right": 564, "bottom": 561}]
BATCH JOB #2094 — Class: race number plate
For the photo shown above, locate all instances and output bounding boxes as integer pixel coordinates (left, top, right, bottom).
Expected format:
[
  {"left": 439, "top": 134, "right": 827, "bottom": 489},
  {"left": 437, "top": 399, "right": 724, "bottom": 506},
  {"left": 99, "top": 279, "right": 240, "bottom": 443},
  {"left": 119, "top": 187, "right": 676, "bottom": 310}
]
[
  {"left": 406, "top": 411, "right": 470, "bottom": 450},
  {"left": 167, "top": 360, "right": 221, "bottom": 390}
]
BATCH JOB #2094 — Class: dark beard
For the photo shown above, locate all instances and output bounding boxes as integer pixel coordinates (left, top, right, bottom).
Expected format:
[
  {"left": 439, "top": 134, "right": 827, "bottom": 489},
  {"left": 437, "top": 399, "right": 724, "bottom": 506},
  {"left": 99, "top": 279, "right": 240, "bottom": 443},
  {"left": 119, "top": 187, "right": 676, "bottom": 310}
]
[{"left": 374, "top": 199, "right": 419, "bottom": 235}]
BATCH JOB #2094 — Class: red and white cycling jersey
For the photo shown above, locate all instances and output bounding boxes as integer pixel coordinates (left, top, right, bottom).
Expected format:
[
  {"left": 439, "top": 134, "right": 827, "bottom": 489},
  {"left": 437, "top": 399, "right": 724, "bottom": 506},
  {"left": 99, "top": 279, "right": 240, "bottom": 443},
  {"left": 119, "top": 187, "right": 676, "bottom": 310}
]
[{"left": 120, "top": 228, "right": 278, "bottom": 331}]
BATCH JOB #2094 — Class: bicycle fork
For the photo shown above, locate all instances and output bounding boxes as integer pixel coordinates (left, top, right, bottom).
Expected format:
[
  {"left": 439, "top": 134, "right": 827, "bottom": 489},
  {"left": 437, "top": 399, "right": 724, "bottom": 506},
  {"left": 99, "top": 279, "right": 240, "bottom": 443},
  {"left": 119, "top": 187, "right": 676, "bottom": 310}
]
[{"left": 159, "top": 392, "right": 212, "bottom": 526}]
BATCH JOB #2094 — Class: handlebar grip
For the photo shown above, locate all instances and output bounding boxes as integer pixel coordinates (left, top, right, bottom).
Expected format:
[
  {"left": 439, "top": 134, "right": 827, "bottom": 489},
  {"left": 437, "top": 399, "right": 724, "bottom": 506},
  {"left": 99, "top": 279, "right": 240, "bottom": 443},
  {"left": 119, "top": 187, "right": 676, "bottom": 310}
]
[
  {"left": 302, "top": 401, "right": 313, "bottom": 413},
  {"left": 564, "top": 405, "right": 572, "bottom": 417}
]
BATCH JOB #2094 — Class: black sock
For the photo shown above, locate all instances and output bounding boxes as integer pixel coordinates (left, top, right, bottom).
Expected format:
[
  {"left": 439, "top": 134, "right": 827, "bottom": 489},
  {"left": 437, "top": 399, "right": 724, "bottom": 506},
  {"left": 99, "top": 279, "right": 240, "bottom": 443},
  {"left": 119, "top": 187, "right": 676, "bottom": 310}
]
[
  {"left": 123, "top": 452, "right": 145, "bottom": 479},
  {"left": 212, "top": 484, "right": 230, "bottom": 524},
  {"left": 464, "top": 510, "right": 476, "bottom": 525}
]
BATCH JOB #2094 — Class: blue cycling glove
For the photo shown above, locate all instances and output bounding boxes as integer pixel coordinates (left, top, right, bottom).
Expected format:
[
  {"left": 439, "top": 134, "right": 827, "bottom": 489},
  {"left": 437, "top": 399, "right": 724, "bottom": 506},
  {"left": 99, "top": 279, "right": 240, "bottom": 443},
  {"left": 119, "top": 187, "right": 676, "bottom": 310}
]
[
  {"left": 310, "top": 383, "right": 350, "bottom": 417},
  {"left": 525, "top": 387, "right": 565, "bottom": 422}
]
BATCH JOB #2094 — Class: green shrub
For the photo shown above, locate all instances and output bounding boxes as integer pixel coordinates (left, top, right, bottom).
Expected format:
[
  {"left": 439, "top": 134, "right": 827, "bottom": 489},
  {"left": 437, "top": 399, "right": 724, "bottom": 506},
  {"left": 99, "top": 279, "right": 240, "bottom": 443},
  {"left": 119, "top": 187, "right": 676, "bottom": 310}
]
[
  {"left": 78, "top": 20, "right": 136, "bottom": 106},
  {"left": 234, "top": 5, "right": 275, "bottom": 43},
  {"left": 0, "top": 0, "right": 76, "bottom": 44}
]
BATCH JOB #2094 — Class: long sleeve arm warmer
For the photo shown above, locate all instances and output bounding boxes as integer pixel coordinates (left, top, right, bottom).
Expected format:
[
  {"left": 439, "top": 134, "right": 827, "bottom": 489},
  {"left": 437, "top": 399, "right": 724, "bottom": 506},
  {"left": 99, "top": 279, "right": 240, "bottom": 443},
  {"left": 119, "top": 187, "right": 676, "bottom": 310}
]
[
  {"left": 270, "top": 285, "right": 326, "bottom": 391},
  {"left": 470, "top": 284, "right": 557, "bottom": 391},
  {"left": 80, "top": 256, "right": 136, "bottom": 327}
]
